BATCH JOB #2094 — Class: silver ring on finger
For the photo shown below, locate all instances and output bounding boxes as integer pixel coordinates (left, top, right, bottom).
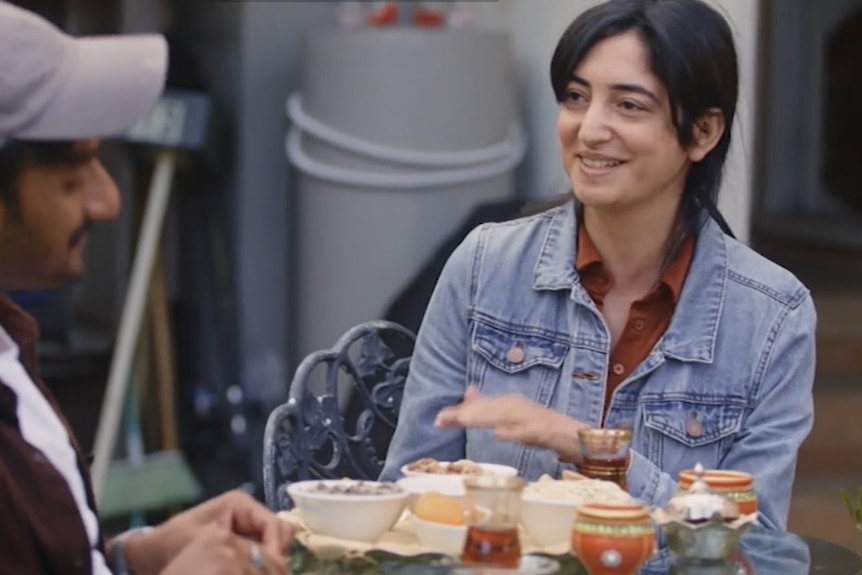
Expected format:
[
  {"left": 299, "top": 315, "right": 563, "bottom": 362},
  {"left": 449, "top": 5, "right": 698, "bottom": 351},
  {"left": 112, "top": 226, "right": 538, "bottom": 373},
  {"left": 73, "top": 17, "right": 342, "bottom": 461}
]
[{"left": 250, "top": 543, "right": 266, "bottom": 571}]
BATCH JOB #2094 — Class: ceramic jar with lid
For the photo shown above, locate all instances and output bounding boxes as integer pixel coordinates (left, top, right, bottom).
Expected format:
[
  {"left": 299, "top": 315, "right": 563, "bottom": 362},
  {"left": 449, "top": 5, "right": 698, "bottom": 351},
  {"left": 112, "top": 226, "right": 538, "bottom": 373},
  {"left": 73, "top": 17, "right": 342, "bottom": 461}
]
[
  {"left": 654, "top": 463, "right": 758, "bottom": 565},
  {"left": 570, "top": 503, "right": 656, "bottom": 575},
  {"left": 677, "top": 468, "right": 757, "bottom": 515}
]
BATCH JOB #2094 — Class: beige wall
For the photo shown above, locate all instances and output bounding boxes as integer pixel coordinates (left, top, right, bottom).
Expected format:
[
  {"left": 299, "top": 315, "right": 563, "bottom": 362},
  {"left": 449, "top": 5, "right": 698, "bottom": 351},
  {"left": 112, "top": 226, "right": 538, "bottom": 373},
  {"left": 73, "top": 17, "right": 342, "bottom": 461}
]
[{"left": 474, "top": 0, "right": 760, "bottom": 243}]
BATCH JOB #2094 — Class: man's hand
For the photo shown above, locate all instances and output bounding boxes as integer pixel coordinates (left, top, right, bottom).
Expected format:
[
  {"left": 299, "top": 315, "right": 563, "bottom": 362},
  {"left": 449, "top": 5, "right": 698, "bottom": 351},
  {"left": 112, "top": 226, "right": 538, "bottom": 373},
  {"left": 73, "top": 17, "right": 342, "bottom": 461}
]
[
  {"left": 158, "top": 516, "right": 290, "bottom": 575},
  {"left": 434, "top": 387, "right": 591, "bottom": 463},
  {"left": 120, "top": 490, "right": 294, "bottom": 575}
]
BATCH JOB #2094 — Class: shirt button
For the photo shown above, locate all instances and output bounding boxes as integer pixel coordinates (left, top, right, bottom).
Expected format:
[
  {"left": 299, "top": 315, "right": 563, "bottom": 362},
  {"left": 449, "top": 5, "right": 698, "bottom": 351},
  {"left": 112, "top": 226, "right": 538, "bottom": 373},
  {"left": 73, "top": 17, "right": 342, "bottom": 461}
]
[
  {"left": 612, "top": 363, "right": 625, "bottom": 375},
  {"left": 633, "top": 319, "right": 646, "bottom": 331},
  {"left": 506, "top": 345, "right": 525, "bottom": 364},
  {"left": 686, "top": 414, "right": 704, "bottom": 438}
]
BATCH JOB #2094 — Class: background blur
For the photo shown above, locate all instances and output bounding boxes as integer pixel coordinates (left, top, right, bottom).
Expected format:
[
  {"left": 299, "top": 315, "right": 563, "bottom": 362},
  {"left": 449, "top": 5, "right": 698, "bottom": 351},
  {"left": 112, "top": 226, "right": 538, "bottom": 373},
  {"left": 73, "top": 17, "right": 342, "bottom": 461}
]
[{"left": 7, "top": 0, "right": 861, "bottom": 554}]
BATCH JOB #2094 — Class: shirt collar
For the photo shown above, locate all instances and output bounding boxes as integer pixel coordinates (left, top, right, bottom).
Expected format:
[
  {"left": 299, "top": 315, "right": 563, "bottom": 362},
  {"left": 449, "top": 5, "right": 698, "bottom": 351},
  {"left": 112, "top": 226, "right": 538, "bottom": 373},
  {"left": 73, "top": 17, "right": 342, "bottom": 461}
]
[{"left": 532, "top": 200, "right": 726, "bottom": 362}]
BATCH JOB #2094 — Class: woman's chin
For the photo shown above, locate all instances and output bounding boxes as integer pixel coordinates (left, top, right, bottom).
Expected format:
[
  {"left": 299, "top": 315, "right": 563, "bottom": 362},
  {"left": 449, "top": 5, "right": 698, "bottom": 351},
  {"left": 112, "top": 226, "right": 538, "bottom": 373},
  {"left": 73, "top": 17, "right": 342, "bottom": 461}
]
[{"left": 571, "top": 187, "right": 625, "bottom": 211}]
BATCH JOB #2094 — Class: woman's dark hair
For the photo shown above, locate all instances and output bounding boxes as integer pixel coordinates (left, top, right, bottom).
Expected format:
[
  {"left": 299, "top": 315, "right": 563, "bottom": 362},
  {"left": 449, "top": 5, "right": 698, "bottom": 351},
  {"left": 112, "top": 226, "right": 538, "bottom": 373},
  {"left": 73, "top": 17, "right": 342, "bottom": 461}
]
[
  {"left": 548, "top": 0, "right": 738, "bottom": 237},
  {"left": 0, "top": 140, "right": 81, "bottom": 214}
]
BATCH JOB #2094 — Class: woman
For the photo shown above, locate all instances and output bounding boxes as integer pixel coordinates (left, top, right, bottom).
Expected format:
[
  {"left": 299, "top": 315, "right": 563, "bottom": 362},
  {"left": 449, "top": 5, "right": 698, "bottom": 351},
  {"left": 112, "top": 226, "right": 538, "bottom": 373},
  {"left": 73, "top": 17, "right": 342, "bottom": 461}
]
[{"left": 379, "top": 0, "right": 815, "bottom": 531}]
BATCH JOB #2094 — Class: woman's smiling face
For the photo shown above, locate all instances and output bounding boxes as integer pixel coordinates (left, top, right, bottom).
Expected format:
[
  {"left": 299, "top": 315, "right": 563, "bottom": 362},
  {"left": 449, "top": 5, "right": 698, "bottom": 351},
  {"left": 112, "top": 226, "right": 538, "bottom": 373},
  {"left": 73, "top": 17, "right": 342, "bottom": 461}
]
[{"left": 557, "top": 31, "right": 711, "bottom": 215}]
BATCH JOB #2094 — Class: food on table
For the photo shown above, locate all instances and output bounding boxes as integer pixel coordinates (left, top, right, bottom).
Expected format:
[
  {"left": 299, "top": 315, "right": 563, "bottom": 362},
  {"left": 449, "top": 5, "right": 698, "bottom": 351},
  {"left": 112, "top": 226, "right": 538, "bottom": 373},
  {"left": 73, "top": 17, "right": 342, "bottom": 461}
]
[
  {"left": 523, "top": 474, "right": 631, "bottom": 504},
  {"left": 306, "top": 478, "right": 403, "bottom": 496},
  {"left": 560, "top": 469, "right": 588, "bottom": 481},
  {"left": 414, "top": 492, "right": 471, "bottom": 525},
  {"left": 406, "top": 458, "right": 486, "bottom": 475}
]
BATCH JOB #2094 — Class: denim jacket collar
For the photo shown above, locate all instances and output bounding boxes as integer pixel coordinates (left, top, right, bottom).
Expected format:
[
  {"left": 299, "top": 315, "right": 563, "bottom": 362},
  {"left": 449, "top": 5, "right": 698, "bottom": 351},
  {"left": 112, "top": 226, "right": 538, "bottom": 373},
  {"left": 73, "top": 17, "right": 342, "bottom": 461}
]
[{"left": 532, "top": 201, "right": 725, "bottom": 363}]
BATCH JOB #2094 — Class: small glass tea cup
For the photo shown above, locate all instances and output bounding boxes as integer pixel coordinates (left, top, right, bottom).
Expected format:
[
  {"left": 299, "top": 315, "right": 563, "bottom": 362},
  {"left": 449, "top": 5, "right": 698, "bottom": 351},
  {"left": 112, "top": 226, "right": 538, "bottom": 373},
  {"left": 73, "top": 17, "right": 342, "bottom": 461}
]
[
  {"left": 460, "top": 476, "right": 526, "bottom": 569},
  {"left": 578, "top": 428, "right": 633, "bottom": 491}
]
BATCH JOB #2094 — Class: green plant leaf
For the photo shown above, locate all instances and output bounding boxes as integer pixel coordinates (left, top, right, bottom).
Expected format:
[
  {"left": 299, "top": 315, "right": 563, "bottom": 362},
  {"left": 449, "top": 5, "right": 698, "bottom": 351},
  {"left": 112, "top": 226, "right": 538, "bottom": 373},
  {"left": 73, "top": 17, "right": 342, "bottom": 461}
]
[
  {"left": 841, "top": 487, "right": 862, "bottom": 530},
  {"left": 842, "top": 488, "right": 854, "bottom": 514}
]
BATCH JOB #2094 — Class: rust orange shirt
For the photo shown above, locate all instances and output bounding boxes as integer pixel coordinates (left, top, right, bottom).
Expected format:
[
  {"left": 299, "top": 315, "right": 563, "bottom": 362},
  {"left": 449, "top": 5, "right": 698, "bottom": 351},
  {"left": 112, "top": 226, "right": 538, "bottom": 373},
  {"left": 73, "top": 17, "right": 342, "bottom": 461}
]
[{"left": 576, "top": 224, "right": 695, "bottom": 413}]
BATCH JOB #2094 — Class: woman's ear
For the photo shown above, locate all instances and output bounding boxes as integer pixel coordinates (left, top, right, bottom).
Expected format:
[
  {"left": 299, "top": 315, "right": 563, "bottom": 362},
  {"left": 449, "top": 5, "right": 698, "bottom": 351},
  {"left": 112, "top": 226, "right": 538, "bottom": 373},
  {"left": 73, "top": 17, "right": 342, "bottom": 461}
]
[{"left": 687, "top": 108, "right": 726, "bottom": 162}]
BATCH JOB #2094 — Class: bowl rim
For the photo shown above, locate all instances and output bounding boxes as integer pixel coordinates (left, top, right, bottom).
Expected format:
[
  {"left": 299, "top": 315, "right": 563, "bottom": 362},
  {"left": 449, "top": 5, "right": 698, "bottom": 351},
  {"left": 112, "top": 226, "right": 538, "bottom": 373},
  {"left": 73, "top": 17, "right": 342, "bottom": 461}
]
[
  {"left": 399, "top": 461, "right": 519, "bottom": 477},
  {"left": 287, "top": 479, "right": 410, "bottom": 501},
  {"left": 677, "top": 468, "right": 754, "bottom": 487},
  {"left": 410, "top": 514, "right": 469, "bottom": 532},
  {"left": 395, "top": 477, "right": 467, "bottom": 495},
  {"left": 520, "top": 492, "right": 583, "bottom": 506}
]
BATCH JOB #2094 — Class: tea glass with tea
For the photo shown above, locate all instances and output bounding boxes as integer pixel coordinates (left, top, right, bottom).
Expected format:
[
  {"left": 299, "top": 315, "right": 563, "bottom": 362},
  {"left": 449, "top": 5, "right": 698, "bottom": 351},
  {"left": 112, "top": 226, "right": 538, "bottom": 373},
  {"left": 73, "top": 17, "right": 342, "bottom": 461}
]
[
  {"left": 577, "top": 428, "right": 633, "bottom": 491},
  {"left": 460, "top": 476, "right": 527, "bottom": 569}
]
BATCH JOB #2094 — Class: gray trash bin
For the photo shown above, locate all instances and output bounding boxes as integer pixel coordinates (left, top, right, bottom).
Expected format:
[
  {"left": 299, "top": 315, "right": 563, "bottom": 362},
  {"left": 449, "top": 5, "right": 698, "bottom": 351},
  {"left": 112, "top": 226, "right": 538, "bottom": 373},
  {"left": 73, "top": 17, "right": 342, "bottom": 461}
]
[{"left": 287, "top": 28, "right": 526, "bottom": 370}]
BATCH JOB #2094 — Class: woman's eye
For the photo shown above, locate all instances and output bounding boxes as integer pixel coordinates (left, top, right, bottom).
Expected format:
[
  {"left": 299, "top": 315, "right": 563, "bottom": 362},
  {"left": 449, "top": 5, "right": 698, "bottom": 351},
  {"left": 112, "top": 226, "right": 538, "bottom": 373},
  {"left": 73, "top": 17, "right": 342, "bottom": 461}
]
[
  {"left": 619, "top": 100, "right": 646, "bottom": 112},
  {"left": 565, "top": 90, "right": 587, "bottom": 104}
]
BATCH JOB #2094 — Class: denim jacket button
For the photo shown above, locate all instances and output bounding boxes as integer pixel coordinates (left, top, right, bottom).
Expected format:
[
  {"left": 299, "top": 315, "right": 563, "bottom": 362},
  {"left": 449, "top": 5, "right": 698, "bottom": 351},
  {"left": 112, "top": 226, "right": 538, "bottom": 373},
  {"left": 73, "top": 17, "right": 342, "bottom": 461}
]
[
  {"left": 686, "top": 416, "right": 704, "bottom": 438},
  {"left": 506, "top": 346, "right": 525, "bottom": 364}
]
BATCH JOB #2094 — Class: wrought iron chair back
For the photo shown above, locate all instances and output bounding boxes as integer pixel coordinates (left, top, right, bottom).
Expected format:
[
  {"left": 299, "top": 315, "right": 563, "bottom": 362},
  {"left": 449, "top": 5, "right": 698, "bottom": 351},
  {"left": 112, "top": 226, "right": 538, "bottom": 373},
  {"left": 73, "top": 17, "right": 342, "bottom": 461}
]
[{"left": 262, "top": 320, "right": 415, "bottom": 510}]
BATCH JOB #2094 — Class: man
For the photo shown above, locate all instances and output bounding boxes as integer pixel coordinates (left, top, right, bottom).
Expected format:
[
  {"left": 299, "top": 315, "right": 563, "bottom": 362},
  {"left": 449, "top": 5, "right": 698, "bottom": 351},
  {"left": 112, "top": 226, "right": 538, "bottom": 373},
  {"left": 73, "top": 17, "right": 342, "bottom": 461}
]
[{"left": 0, "top": 2, "right": 293, "bottom": 574}]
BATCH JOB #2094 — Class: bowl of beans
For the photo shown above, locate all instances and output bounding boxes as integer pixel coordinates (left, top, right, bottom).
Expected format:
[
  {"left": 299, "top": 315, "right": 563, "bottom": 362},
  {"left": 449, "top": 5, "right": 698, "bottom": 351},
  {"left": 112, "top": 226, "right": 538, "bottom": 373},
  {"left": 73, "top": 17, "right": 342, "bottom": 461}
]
[{"left": 286, "top": 479, "right": 410, "bottom": 543}]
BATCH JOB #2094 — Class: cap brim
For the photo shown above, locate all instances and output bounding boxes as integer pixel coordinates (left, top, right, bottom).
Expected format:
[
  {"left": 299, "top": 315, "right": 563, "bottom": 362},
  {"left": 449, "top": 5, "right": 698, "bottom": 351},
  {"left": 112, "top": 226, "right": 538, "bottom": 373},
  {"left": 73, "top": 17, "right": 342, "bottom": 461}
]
[{"left": 16, "top": 34, "right": 167, "bottom": 141}]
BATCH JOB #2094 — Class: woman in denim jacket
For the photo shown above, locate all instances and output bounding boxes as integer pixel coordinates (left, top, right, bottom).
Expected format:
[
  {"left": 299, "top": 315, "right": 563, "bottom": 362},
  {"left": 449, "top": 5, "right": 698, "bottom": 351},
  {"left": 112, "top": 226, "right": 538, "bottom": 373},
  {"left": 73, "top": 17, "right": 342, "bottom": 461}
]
[{"left": 380, "top": 0, "right": 816, "bottom": 531}]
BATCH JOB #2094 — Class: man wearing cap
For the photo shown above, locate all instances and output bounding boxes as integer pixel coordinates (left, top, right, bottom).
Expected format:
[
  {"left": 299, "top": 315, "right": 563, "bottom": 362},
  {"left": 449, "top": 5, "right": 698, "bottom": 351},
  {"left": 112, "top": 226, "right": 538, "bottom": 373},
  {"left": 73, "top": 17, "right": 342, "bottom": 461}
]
[{"left": 0, "top": 2, "right": 293, "bottom": 574}]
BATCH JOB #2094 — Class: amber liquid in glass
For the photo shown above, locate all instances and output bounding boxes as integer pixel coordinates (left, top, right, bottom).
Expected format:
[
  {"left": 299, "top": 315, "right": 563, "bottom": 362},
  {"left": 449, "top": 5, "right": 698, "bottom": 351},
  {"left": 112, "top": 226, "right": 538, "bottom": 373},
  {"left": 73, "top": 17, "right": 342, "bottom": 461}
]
[
  {"left": 462, "top": 525, "right": 521, "bottom": 568},
  {"left": 580, "top": 454, "right": 628, "bottom": 491}
]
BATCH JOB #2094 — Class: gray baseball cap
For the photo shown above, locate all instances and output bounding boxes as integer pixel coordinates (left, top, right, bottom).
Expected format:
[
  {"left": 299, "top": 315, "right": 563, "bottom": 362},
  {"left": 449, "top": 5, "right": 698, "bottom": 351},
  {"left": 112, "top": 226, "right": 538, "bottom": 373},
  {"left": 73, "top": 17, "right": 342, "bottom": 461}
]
[{"left": 0, "top": 1, "right": 168, "bottom": 145}]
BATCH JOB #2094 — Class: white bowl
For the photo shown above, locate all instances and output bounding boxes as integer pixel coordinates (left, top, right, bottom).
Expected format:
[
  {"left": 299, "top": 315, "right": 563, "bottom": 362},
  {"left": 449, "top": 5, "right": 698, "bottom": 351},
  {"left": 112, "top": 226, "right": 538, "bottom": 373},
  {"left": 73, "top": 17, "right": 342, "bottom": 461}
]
[
  {"left": 287, "top": 479, "right": 409, "bottom": 543},
  {"left": 396, "top": 476, "right": 467, "bottom": 510},
  {"left": 411, "top": 515, "right": 468, "bottom": 556},
  {"left": 519, "top": 494, "right": 579, "bottom": 547},
  {"left": 400, "top": 461, "right": 519, "bottom": 478}
]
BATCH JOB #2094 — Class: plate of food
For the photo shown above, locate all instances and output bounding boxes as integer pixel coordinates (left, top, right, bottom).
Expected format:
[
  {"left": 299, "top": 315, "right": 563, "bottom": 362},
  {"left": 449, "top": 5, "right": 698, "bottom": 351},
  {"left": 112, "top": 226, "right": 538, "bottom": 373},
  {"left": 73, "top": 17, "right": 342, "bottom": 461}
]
[
  {"left": 519, "top": 471, "right": 633, "bottom": 547},
  {"left": 400, "top": 457, "right": 519, "bottom": 478}
]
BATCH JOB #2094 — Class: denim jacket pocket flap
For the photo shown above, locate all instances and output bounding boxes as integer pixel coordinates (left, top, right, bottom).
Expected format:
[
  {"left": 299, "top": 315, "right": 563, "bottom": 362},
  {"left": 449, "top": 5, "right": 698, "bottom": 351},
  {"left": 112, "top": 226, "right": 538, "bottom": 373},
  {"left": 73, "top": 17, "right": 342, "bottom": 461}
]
[
  {"left": 472, "top": 321, "right": 568, "bottom": 374},
  {"left": 642, "top": 398, "right": 745, "bottom": 448}
]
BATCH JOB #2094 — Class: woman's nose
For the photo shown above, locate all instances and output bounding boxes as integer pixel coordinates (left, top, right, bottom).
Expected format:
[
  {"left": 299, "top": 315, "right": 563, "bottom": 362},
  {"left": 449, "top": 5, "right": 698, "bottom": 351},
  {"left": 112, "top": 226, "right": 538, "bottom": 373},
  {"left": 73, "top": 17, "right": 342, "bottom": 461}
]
[{"left": 578, "top": 103, "right": 613, "bottom": 146}]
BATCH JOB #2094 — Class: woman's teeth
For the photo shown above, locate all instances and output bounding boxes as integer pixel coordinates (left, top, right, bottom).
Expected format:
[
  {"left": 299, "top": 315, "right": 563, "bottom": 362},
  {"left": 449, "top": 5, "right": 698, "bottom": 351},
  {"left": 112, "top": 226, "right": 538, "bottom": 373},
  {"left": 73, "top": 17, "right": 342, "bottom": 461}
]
[{"left": 580, "top": 157, "right": 623, "bottom": 168}]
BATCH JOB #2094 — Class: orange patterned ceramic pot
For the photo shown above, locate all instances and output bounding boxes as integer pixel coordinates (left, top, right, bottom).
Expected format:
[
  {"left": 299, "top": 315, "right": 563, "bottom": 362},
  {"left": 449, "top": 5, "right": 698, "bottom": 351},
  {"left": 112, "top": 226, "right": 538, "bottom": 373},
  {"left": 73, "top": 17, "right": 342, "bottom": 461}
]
[
  {"left": 570, "top": 503, "right": 656, "bottom": 575},
  {"left": 677, "top": 469, "right": 758, "bottom": 516}
]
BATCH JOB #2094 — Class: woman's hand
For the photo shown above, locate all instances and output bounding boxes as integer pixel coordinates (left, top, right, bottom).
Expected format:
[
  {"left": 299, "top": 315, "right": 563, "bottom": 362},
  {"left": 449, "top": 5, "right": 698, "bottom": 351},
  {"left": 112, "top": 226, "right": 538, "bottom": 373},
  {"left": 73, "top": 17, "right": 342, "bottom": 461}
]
[{"left": 434, "top": 387, "right": 591, "bottom": 463}]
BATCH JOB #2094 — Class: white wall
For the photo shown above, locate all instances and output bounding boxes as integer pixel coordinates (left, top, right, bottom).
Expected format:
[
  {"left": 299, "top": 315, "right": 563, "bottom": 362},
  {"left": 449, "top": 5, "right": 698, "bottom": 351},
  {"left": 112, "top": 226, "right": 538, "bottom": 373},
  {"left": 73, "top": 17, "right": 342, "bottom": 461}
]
[{"left": 475, "top": 0, "right": 759, "bottom": 243}]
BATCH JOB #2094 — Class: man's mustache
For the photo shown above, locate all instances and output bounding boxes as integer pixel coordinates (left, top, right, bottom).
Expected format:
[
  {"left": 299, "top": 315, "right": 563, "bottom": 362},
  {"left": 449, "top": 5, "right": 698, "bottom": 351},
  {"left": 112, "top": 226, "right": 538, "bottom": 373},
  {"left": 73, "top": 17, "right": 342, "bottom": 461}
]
[{"left": 69, "top": 221, "right": 94, "bottom": 247}]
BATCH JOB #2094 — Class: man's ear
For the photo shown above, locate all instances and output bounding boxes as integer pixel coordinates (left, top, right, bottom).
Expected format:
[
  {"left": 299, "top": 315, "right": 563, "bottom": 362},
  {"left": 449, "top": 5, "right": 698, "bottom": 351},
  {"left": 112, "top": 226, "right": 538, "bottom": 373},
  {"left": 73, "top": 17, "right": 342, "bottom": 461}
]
[
  {"left": 687, "top": 109, "right": 725, "bottom": 162},
  {"left": 0, "top": 196, "right": 10, "bottom": 231}
]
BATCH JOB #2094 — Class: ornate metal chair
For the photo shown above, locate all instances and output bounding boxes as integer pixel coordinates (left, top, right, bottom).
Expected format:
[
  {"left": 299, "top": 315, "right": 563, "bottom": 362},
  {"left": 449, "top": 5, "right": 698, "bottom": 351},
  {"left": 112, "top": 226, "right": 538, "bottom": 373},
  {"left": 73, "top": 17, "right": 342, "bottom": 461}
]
[{"left": 262, "top": 320, "right": 416, "bottom": 510}]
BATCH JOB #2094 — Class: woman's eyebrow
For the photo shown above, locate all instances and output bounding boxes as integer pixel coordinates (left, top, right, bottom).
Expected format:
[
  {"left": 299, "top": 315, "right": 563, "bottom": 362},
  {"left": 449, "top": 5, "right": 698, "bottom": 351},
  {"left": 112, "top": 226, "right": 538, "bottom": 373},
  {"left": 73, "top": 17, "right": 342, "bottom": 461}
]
[{"left": 570, "top": 74, "right": 660, "bottom": 103}]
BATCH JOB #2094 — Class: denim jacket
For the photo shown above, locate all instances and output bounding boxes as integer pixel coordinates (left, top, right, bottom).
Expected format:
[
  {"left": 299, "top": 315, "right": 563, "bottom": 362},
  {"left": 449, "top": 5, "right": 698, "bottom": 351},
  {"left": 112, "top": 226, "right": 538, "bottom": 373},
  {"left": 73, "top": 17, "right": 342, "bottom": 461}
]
[{"left": 380, "top": 201, "right": 816, "bottom": 530}]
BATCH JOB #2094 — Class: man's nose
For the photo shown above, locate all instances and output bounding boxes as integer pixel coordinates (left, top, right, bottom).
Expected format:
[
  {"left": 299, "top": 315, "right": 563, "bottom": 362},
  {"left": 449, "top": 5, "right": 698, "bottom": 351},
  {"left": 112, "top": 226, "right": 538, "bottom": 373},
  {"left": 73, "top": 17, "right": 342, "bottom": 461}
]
[{"left": 83, "top": 161, "right": 121, "bottom": 221}]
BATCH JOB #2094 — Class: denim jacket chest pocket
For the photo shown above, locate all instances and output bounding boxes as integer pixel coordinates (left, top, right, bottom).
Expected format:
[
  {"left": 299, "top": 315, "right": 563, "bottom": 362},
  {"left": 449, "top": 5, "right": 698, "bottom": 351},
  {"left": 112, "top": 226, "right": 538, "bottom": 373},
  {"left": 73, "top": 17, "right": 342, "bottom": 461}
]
[
  {"left": 469, "top": 319, "right": 569, "bottom": 404},
  {"left": 639, "top": 395, "right": 747, "bottom": 471}
]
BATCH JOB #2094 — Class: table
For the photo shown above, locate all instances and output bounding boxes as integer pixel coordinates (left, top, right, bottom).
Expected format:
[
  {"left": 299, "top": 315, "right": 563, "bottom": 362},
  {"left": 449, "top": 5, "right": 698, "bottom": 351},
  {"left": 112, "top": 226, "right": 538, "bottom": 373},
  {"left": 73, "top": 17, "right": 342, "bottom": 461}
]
[{"left": 287, "top": 528, "right": 862, "bottom": 574}]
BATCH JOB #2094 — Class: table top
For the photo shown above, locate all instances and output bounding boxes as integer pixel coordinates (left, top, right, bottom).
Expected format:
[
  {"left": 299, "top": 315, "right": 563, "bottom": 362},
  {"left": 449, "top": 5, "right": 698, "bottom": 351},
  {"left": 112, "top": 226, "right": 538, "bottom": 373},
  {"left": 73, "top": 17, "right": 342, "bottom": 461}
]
[
  {"left": 641, "top": 529, "right": 861, "bottom": 574},
  {"left": 288, "top": 528, "right": 862, "bottom": 574}
]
